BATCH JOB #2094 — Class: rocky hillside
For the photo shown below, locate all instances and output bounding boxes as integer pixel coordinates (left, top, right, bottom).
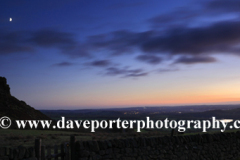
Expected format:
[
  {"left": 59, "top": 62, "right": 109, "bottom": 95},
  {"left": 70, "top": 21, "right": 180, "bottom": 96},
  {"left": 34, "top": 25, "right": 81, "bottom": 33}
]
[{"left": 0, "top": 77, "right": 51, "bottom": 126}]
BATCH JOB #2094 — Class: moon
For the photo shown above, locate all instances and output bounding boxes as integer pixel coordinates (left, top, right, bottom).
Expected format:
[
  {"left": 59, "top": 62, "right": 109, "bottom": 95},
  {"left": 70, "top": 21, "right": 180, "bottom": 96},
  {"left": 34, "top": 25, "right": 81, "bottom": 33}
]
[{"left": 9, "top": 18, "right": 12, "bottom": 22}]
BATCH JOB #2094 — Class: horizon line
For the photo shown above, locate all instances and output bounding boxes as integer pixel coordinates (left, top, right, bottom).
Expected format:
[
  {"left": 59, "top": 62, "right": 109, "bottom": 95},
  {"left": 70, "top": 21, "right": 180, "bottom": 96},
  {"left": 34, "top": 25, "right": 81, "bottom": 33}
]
[{"left": 38, "top": 103, "right": 240, "bottom": 110}]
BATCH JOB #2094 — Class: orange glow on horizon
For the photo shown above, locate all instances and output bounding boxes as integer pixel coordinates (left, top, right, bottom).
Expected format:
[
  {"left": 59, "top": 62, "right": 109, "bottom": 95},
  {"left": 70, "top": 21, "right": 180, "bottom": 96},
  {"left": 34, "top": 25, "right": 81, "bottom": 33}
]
[
  {"left": 96, "top": 96, "right": 240, "bottom": 107},
  {"left": 43, "top": 94, "right": 240, "bottom": 109}
]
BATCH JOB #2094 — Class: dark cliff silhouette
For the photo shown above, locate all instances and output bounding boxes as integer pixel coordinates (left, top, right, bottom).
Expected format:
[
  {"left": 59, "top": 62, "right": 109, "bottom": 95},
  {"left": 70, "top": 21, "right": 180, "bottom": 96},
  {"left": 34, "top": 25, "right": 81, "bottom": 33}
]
[{"left": 0, "top": 77, "right": 51, "bottom": 128}]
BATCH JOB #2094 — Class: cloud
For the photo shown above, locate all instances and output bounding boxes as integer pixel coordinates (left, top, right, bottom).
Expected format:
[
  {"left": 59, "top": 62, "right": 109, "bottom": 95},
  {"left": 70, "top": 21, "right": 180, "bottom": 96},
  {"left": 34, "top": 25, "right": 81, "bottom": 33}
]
[
  {"left": 148, "top": 0, "right": 240, "bottom": 30},
  {"left": 158, "top": 68, "right": 179, "bottom": 72},
  {"left": 0, "top": 43, "right": 33, "bottom": 55},
  {"left": 105, "top": 67, "right": 148, "bottom": 77},
  {"left": 174, "top": 56, "right": 217, "bottom": 64},
  {"left": 206, "top": 0, "right": 240, "bottom": 13},
  {"left": 87, "top": 30, "right": 153, "bottom": 55},
  {"left": 29, "top": 29, "right": 76, "bottom": 49},
  {"left": 0, "top": 28, "right": 91, "bottom": 58},
  {"left": 0, "top": 30, "right": 34, "bottom": 54},
  {"left": 52, "top": 62, "right": 74, "bottom": 67},
  {"left": 141, "top": 21, "right": 240, "bottom": 56},
  {"left": 136, "top": 54, "right": 162, "bottom": 65},
  {"left": 89, "top": 60, "right": 111, "bottom": 67},
  {"left": 30, "top": 29, "right": 91, "bottom": 58},
  {"left": 85, "top": 20, "right": 240, "bottom": 65},
  {"left": 148, "top": 8, "right": 199, "bottom": 29}
]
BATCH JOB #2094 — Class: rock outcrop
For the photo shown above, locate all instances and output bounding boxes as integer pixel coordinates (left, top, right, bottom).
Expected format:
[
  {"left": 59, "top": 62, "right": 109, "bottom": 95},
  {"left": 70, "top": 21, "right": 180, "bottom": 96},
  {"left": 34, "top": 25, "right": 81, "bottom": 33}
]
[
  {"left": 0, "top": 77, "right": 10, "bottom": 95},
  {"left": 0, "top": 77, "right": 51, "bottom": 128}
]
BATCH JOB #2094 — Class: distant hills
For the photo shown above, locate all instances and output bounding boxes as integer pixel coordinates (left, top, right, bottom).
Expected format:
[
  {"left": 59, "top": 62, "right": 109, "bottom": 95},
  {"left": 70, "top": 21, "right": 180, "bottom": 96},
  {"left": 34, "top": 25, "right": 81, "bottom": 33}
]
[
  {"left": 0, "top": 77, "right": 51, "bottom": 128},
  {"left": 41, "top": 104, "right": 240, "bottom": 121}
]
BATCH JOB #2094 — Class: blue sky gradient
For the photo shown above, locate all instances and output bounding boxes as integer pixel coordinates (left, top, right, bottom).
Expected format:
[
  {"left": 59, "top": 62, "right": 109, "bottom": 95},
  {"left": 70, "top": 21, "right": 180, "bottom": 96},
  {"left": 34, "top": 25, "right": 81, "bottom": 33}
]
[{"left": 1, "top": 0, "right": 240, "bottom": 109}]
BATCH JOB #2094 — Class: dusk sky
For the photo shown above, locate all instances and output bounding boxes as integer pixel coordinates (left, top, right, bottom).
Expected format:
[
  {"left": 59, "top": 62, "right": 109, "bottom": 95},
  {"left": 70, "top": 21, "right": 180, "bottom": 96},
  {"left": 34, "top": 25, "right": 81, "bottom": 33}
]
[{"left": 1, "top": 0, "right": 240, "bottom": 109}]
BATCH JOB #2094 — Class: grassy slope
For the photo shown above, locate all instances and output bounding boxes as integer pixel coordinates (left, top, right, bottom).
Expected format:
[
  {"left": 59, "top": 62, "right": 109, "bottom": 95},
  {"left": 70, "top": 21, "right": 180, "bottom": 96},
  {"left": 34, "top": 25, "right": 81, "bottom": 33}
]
[{"left": 0, "top": 129, "right": 91, "bottom": 147}]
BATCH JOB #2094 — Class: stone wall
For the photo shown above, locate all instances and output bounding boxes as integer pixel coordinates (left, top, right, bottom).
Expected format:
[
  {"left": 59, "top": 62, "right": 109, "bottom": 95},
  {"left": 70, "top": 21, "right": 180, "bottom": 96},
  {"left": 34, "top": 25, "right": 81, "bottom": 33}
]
[
  {"left": 1, "top": 131, "right": 240, "bottom": 160},
  {"left": 0, "top": 146, "right": 37, "bottom": 160},
  {"left": 75, "top": 131, "right": 240, "bottom": 160}
]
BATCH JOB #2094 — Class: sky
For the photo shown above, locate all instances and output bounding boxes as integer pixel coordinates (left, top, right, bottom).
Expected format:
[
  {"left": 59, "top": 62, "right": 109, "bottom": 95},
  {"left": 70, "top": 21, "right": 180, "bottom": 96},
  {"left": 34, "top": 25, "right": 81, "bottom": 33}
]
[{"left": 1, "top": 0, "right": 240, "bottom": 109}]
